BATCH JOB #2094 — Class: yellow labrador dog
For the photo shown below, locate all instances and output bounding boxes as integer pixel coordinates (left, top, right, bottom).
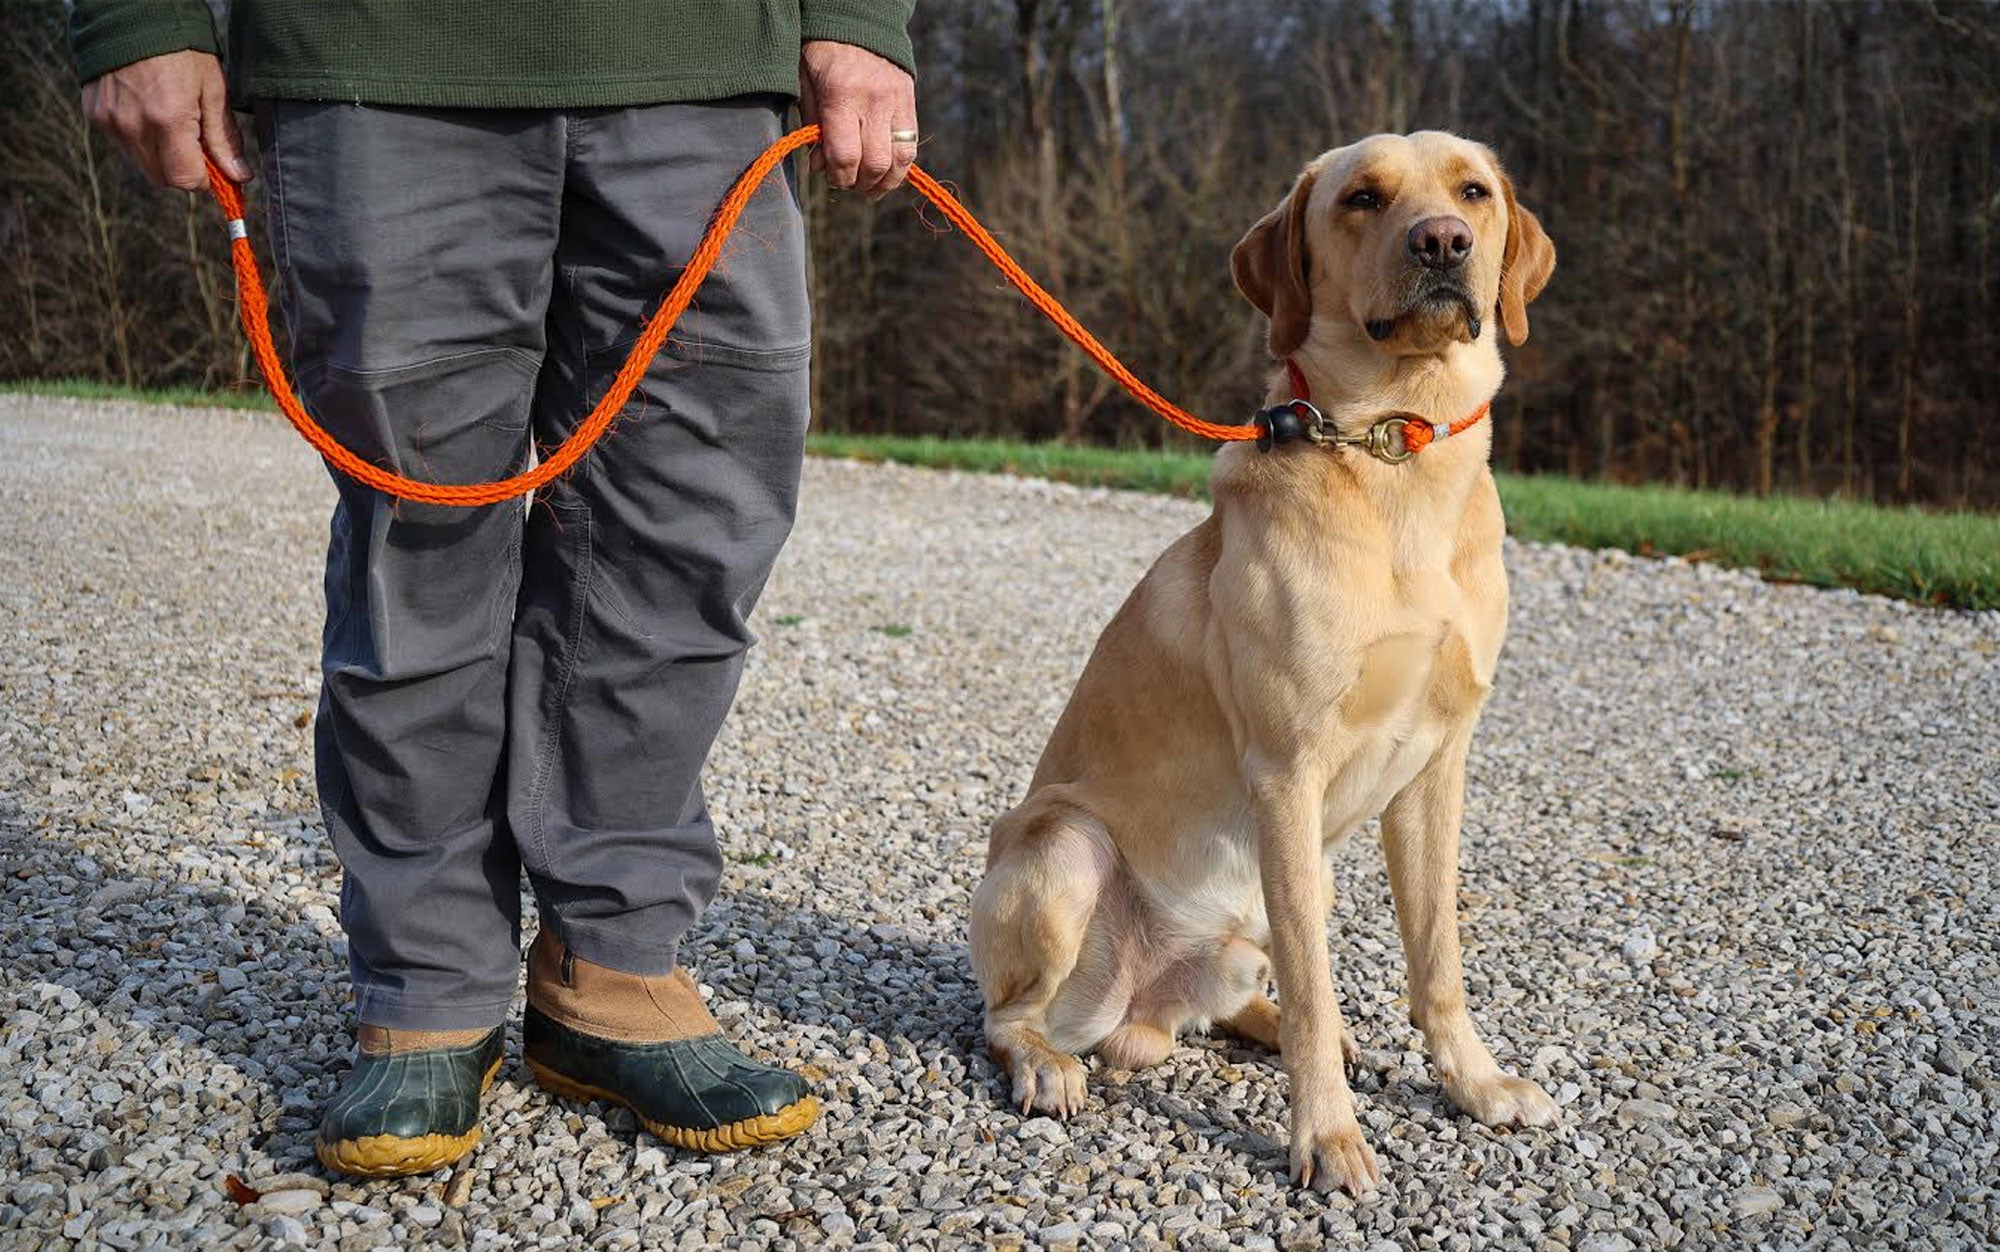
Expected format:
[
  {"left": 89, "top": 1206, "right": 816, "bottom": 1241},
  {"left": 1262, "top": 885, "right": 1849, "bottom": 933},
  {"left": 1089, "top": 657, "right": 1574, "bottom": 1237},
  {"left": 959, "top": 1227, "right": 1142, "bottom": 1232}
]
[{"left": 969, "top": 132, "right": 1557, "bottom": 1196}]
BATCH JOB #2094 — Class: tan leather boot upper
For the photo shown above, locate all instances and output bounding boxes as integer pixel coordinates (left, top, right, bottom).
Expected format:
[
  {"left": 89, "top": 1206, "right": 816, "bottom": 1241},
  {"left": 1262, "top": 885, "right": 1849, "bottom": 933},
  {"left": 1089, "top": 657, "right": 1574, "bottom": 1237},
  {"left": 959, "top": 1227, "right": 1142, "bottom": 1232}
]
[
  {"left": 356, "top": 1025, "right": 496, "bottom": 1056},
  {"left": 525, "top": 930, "right": 720, "bottom": 1043}
]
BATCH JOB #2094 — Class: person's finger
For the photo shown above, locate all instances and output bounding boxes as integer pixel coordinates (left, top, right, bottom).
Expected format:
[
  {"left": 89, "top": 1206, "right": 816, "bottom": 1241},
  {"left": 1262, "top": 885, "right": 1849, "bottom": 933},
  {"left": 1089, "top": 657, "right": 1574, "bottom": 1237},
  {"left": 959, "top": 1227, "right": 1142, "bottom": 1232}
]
[
  {"left": 97, "top": 116, "right": 141, "bottom": 182},
  {"left": 820, "top": 101, "right": 864, "bottom": 190},
  {"left": 116, "top": 126, "right": 165, "bottom": 188},
  {"left": 876, "top": 116, "right": 919, "bottom": 198},
  {"left": 855, "top": 110, "right": 896, "bottom": 200},
  {"left": 124, "top": 74, "right": 206, "bottom": 191},
  {"left": 155, "top": 107, "right": 209, "bottom": 191},
  {"left": 79, "top": 82, "right": 111, "bottom": 137},
  {"left": 82, "top": 82, "right": 149, "bottom": 184},
  {"left": 198, "top": 68, "right": 252, "bottom": 183},
  {"left": 799, "top": 72, "right": 826, "bottom": 173},
  {"left": 870, "top": 75, "right": 919, "bottom": 197},
  {"left": 132, "top": 136, "right": 169, "bottom": 188},
  {"left": 119, "top": 113, "right": 172, "bottom": 189}
]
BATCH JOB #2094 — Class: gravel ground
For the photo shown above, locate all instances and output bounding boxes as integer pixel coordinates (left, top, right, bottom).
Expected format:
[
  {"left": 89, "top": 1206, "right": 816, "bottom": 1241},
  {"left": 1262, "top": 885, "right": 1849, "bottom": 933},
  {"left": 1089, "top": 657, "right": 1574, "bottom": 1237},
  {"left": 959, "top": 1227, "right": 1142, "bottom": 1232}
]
[{"left": 1, "top": 393, "right": 1996, "bottom": 1252}]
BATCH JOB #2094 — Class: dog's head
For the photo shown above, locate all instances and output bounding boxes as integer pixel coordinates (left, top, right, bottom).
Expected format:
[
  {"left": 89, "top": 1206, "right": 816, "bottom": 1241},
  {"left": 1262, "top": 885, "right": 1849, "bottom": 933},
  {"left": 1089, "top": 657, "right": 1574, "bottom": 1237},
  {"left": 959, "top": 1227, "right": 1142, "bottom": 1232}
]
[{"left": 1231, "top": 132, "right": 1555, "bottom": 359}]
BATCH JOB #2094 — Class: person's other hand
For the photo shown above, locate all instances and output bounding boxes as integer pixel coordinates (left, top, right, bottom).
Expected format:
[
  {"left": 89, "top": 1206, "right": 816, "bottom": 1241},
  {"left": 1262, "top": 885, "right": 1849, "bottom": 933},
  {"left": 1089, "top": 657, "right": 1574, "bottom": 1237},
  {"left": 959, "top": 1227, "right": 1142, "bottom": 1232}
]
[
  {"left": 81, "top": 49, "right": 251, "bottom": 190},
  {"left": 799, "top": 40, "right": 917, "bottom": 199}
]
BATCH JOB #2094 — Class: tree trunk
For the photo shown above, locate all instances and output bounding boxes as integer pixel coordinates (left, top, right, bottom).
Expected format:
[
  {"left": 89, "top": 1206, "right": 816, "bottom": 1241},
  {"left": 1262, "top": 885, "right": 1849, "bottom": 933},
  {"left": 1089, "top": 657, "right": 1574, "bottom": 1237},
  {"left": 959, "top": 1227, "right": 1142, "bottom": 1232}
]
[
  {"left": 1897, "top": 157, "right": 1920, "bottom": 500},
  {"left": 1755, "top": 310, "right": 1780, "bottom": 498},
  {"left": 1791, "top": 0, "right": 1815, "bottom": 492},
  {"left": 1832, "top": 37, "right": 1860, "bottom": 496},
  {"left": 1668, "top": 1, "right": 1697, "bottom": 487},
  {"left": 1016, "top": 0, "right": 1086, "bottom": 443}
]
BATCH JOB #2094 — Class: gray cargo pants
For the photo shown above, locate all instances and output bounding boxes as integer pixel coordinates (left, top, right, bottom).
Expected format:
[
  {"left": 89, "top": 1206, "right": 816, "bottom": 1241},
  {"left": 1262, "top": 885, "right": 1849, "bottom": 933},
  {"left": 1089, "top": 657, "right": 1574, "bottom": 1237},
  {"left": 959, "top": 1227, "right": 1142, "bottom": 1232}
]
[{"left": 257, "top": 97, "right": 809, "bottom": 1030}]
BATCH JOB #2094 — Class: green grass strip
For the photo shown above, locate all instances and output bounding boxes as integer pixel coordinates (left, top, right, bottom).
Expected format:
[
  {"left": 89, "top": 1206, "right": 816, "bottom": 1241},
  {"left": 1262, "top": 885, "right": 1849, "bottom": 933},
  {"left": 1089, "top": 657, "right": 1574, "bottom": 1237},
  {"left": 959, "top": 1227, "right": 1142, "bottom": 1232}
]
[
  {"left": 9, "top": 378, "right": 1996, "bottom": 609},
  {"left": 5, "top": 377, "right": 280, "bottom": 412},
  {"left": 808, "top": 432, "right": 1217, "bottom": 499},
  {"left": 1494, "top": 475, "right": 1998, "bottom": 609}
]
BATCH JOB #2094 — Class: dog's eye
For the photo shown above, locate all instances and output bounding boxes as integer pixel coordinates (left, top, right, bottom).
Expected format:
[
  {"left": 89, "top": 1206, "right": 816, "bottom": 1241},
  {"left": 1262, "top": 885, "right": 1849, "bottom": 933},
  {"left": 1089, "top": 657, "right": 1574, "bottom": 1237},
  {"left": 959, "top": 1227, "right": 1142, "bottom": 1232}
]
[
  {"left": 1462, "top": 182, "right": 1490, "bottom": 201},
  {"left": 1343, "top": 189, "right": 1382, "bottom": 211}
]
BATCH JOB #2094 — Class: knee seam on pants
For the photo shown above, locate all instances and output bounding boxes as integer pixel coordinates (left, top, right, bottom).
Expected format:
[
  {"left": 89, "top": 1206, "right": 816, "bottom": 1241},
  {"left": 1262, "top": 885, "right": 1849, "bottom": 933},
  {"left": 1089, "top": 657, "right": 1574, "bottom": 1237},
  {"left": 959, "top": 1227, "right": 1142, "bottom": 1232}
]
[{"left": 525, "top": 503, "right": 594, "bottom": 875}]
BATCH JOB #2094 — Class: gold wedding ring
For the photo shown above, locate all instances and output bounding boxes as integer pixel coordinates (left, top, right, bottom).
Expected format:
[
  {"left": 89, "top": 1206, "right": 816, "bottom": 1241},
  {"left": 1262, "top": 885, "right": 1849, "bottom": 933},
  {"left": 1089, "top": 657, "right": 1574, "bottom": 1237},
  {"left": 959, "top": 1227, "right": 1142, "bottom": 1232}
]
[{"left": 889, "top": 128, "right": 920, "bottom": 144}]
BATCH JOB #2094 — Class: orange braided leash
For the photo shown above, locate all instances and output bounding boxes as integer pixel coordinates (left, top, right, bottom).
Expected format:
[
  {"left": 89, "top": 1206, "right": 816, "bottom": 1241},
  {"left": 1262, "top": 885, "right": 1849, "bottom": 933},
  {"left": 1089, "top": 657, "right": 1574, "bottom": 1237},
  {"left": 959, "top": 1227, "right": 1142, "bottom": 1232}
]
[
  {"left": 205, "top": 124, "right": 1482, "bottom": 506},
  {"left": 205, "top": 124, "right": 1260, "bottom": 507},
  {"left": 902, "top": 165, "right": 1260, "bottom": 445},
  {"left": 206, "top": 125, "right": 823, "bottom": 507}
]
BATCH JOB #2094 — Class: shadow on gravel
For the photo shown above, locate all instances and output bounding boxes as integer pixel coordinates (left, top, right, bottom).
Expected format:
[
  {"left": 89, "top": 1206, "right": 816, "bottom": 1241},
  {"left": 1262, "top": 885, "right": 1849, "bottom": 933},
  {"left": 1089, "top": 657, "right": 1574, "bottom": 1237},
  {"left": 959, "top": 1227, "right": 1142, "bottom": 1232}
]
[
  {"left": 694, "top": 886, "right": 987, "bottom": 1057},
  {"left": 0, "top": 796, "right": 351, "bottom": 1170}
]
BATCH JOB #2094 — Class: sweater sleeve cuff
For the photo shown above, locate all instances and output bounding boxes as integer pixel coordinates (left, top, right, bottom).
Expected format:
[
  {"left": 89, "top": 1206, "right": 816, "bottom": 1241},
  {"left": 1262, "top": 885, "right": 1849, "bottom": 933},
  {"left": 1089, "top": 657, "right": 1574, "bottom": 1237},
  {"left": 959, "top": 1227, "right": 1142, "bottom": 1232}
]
[
  {"left": 71, "top": 1, "right": 222, "bottom": 85},
  {"left": 800, "top": 0, "right": 917, "bottom": 77}
]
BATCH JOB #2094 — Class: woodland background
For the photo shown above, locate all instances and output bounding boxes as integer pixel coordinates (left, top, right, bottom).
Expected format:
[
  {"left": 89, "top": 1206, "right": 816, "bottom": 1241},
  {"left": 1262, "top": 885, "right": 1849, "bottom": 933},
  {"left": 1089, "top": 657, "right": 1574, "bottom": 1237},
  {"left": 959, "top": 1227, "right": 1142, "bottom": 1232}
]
[{"left": 3, "top": 0, "right": 1997, "bottom": 507}]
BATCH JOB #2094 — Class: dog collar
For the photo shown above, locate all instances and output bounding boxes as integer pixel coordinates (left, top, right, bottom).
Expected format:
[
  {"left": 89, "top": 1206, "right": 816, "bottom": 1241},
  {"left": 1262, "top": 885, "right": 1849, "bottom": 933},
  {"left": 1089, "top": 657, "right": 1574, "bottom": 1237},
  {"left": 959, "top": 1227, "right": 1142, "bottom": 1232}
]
[{"left": 1255, "top": 358, "right": 1491, "bottom": 462}]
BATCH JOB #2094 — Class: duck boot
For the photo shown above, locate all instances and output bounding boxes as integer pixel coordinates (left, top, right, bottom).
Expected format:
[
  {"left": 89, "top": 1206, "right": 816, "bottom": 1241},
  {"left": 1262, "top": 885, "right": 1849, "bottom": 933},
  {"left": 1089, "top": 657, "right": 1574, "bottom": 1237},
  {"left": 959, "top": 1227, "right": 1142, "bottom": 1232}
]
[
  {"left": 523, "top": 932, "right": 819, "bottom": 1151},
  {"left": 315, "top": 1024, "right": 506, "bottom": 1178}
]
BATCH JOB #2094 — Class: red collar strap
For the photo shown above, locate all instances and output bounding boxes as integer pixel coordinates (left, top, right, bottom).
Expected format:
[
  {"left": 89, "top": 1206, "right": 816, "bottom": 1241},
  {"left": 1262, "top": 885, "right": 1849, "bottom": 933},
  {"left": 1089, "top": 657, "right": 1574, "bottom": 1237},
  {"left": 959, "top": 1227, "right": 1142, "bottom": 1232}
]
[
  {"left": 1285, "top": 358, "right": 1312, "bottom": 403},
  {"left": 1258, "top": 358, "right": 1491, "bottom": 462}
]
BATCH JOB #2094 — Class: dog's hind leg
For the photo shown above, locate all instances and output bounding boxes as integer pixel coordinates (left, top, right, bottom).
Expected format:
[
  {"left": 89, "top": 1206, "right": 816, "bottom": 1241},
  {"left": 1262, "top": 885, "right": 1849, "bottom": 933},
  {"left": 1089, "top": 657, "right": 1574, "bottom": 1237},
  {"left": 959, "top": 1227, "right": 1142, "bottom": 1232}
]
[
  {"left": 1217, "top": 994, "right": 1284, "bottom": 1051},
  {"left": 970, "top": 793, "right": 1116, "bottom": 1118},
  {"left": 1096, "top": 1022, "right": 1174, "bottom": 1070},
  {"left": 1209, "top": 937, "right": 1358, "bottom": 1065},
  {"left": 1218, "top": 994, "right": 1360, "bottom": 1067}
]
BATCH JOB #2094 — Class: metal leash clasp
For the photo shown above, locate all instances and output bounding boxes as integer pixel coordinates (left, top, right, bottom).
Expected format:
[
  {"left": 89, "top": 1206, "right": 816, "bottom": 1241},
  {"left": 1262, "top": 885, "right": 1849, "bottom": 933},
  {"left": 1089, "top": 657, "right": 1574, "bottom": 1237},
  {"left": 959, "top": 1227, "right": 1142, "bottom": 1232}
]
[
  {"left": 1362, "top": 416, "right": 1416, "bottom": 463},
  {"left": 1275, "top": 406, "right": 1416, "bottom": 463}
]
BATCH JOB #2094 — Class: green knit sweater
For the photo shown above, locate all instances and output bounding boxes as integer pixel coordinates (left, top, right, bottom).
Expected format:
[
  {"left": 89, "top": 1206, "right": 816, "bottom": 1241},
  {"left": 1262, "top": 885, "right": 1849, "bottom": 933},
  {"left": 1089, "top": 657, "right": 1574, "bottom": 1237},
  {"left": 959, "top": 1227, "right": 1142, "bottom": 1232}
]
[{"left": 70, "top": 1, "right": 915, "bottom": 109}]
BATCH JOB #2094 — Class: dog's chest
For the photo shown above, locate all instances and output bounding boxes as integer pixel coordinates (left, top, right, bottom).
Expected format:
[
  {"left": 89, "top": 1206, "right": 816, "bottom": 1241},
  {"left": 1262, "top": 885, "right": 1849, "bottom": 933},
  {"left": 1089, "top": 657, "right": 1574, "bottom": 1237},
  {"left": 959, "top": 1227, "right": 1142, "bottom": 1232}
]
[{"left": 1319, "top": 611, "right": 1495, "bottom": 835}]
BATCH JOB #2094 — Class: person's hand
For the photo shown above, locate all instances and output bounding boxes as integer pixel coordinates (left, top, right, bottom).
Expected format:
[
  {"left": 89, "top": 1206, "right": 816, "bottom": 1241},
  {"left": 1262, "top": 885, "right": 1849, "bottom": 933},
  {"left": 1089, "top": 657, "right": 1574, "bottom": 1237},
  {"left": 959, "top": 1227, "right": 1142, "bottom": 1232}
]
[
  {"left": 799, "top": 40, "right": 918, "bottom": 199},
  {"left": 81, "top": 49, "right": 251, "bottom": 190}
]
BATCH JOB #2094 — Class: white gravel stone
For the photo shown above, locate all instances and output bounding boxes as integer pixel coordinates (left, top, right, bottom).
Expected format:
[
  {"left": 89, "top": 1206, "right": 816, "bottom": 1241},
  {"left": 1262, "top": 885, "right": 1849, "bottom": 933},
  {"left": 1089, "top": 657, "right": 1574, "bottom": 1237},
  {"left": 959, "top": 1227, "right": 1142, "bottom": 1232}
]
[
  {"left": 1734, "top": 1185, "right": 1784, "bottom": 1217},
  {"left": 264, "top": 1213, "right": 310, "bottom": 1244},
  {"left": 1618, "top": 927, "right": 1658, "bottom": 962},
  {"left": 405, "top": 1202, "right": 443, "bottom": 1227},
  {"left": 1018, "top": 1117, "right": 1069, "bottom": 1146},
  {"left": 1, "top": 395, "right": 1995, "bottom": 1251},
  {"left": 1614, "top": 1098, "right": 1675, "bottom": 1127},
  {"left": 253, "top": 1189, "right": 325, "bottom": 1216},
  {"left": 819, "top": 1211, "right": 857, "bottom": 1239},
  {"left": 1767, "top": 1103, "right": 1808, "bottom": 1129}
]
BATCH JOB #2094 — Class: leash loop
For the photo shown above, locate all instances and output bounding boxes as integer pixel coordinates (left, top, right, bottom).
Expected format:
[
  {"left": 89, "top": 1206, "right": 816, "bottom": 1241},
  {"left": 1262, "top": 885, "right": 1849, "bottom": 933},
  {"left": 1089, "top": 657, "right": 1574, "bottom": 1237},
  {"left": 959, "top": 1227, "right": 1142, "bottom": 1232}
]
[{"left": 203, "top": 124, "right": 1262, "bottom": 507}]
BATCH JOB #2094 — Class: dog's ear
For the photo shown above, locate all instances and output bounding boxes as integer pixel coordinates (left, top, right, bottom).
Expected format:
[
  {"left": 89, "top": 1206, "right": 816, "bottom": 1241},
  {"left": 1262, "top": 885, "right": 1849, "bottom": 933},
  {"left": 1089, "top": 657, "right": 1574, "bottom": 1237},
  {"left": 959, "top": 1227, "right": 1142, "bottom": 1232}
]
[
  {"left": 1231, "top": 165, "right": 1319, "bottom": 358},
  {"left": 1497, "top": 170, "right": 1556, "bottom": 346}
]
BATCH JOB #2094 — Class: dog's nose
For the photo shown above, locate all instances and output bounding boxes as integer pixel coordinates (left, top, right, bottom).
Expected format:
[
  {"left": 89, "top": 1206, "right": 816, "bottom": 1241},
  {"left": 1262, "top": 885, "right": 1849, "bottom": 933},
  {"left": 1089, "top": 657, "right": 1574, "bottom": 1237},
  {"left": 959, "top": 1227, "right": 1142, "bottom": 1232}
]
[{"left": 1407, "top": 216, "right": 1474, "bottom": 270}]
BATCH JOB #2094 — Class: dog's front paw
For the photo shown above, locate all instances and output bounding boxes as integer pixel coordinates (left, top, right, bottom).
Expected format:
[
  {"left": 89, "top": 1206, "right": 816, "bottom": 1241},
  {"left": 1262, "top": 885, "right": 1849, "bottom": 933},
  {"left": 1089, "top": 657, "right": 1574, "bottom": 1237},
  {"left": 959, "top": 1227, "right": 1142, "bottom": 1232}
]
[
  {"left": 1447, "top": 1070, "right": 1560, "bottom": 1129},
  {"left": 1007, "top": 1042, "right": 1088, "bottom": 1118},
  {"left": 1288, "top": 1110, "right": 1382, "bottom": 1196}
]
